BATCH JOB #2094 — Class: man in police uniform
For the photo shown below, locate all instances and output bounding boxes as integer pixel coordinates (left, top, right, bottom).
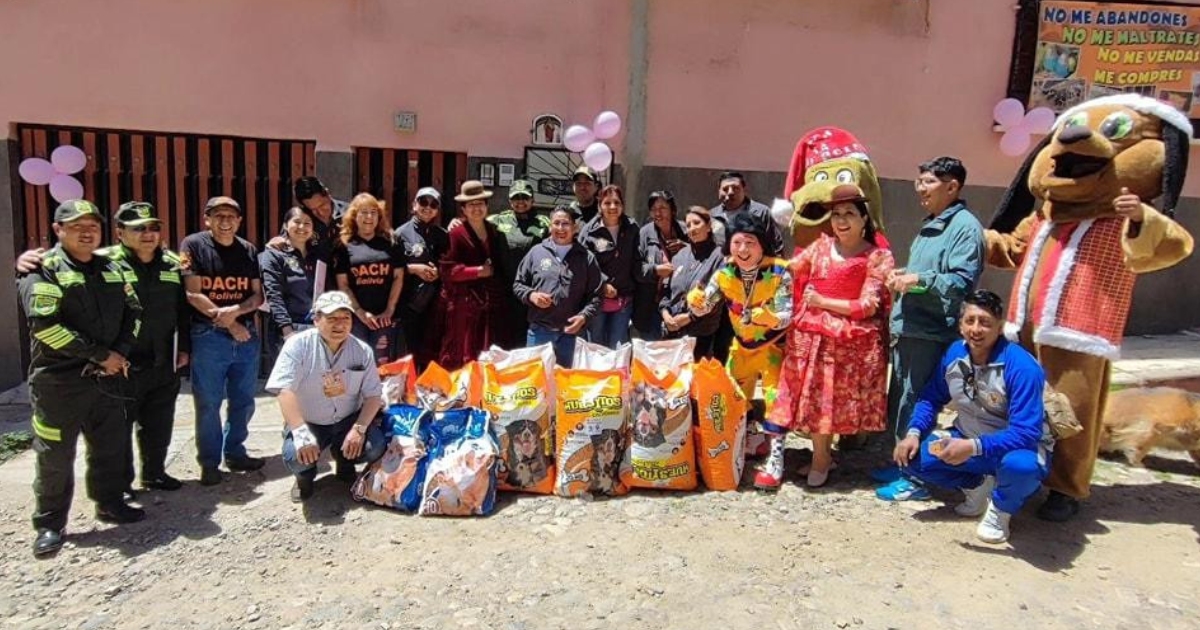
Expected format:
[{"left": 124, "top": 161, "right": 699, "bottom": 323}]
[
  {"left": 98, "top": 202, "right": 191, "bottom": 493},
  {"left": 19, "top": 200, "right": 144, "bottom": 557}
]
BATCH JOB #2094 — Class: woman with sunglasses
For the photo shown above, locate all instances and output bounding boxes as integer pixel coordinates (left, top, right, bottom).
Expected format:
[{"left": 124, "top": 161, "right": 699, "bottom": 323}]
[
  {"left": 334, "top": 193, "right": 406, "bottom": 365},
  {"left": 395, "top": 187, "right": 449, "bottom": 370},
  {"left": 633, "top": 190, "right": 688, "bottom": 341},
  {"left": 260, "top": 207, "right": 320, "bottom": 362}
]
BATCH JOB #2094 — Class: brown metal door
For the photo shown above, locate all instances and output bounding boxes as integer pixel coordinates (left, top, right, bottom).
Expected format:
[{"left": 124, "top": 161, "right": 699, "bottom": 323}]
[{"left": 353, "top": 147, "right": 468, "bottom": 227}]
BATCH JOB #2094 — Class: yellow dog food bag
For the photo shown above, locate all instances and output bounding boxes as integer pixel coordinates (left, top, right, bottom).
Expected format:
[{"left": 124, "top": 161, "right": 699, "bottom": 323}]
[
  {"left": 554, "top": 368, "right": 629, "bottom": 498},
  {"left": 692, "top": 358, "right": 747, "bottom": 491},
  {"left": 483, "top": 359, "right": 555, "bottom": 495},
  {"left": 621, "top": 360, "right": 696, "bottom": 490}
]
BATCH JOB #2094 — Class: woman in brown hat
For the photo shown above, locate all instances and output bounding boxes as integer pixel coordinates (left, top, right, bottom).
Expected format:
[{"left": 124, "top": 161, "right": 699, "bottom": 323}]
[
  {"left": 767, "top": 184, "right": 894, "bottom": 488},
  {"left": 432, "top": 180, "right": 506, "bottom": 369}
]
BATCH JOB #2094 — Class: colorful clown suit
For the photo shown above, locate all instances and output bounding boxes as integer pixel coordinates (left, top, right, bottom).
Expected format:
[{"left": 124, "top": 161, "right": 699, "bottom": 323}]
[{"left": 689, "top": 257, "right": 793, "bottom": 488}]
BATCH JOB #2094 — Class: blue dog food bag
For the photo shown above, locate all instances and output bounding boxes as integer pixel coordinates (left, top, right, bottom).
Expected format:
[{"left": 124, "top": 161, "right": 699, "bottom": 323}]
[
  {"left": 351, "top": 404, "right": 430, "bottom": 512},
  {"left": 419, "top": 407, "right": 500, "bottom": 517}
]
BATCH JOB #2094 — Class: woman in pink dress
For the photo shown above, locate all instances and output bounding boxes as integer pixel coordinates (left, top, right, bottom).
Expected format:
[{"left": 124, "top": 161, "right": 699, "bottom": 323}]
[{"left": 769, "top": 184, "right": 894, "bottom": 488}]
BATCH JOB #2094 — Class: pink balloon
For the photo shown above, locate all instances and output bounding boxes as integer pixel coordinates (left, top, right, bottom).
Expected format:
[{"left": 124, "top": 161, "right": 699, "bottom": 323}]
[
  {"left": 18, "top": 158, "right": 55, "bottom": 185},
  {"left": 583, "top": 142, "right": 613, "bottom": 172},
  {"left": 1021, "top": 107, "right": 1056, "bottom": 134},
  {"left": 999, "top": 132, "right": 1031, "bottom": 157},
  {"left": 993, "top": 98, "right": 1026, "bottom": 128},
  {"left": 564, "top": 125, "right": 594, "bottom": 153},
  {"left": 51, "top": 145, "right": 87, "bottom": 174},
  {"left": 593, "top": 111, "right": 622, "bottom": 140},
  {"left": 49, "top": 174, "right": 84, "bottom": 203}
]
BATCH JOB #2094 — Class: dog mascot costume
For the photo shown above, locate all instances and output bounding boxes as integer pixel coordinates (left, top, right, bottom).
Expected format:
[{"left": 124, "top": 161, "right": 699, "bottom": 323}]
[
  {"left": 987, "top": 94, "right": 1195, "bottom": 520},
  {"left": 773, "top": 126, "right": 887, "bottom": 253}
]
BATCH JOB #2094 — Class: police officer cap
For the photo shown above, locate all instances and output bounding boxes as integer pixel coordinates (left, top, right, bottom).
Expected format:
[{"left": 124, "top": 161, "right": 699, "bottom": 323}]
[
  {"left": 115, "top": 201, "right": 159, "bottom": 226},
  {"left": 54, "top": 200, "right": 103, "bottom": 224}
]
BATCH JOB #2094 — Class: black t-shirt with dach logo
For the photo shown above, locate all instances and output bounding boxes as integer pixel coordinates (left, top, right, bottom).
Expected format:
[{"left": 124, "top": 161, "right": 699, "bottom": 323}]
[
  {"left": 333, "top": 235, "right": 407, "bottom": 313},
  {"left": 180, "top": 231, "right": 261, "bottom": 326}
]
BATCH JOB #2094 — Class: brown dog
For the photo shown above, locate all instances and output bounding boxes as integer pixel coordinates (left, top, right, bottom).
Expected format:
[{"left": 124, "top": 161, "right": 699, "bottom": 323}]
[{"left": 1098, "top": 387, "right": 1200, "bottom": 467}]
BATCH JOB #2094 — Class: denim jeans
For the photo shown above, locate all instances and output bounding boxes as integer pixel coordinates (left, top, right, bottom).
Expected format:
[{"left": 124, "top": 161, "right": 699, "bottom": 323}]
[
  {"left": 190, "top": 323, "right": 260, "bottom": 469},
  {"left": 527, "top": 325, "right": 579, "bottom": 368},
  {"left": 905, "top": 430, "right": 1050, "bottom": 514},
  {"left": 586, "top": 301, "right": 633, "bottom": 349},
  {"left": 281, "top": 412, "right": 387, "bottom": 481}
]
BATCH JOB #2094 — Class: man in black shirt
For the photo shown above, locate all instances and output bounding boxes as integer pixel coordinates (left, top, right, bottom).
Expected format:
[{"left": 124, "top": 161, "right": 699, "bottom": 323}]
[
  {"left": 569, "top": 166, "right": 600, "bottom": 224},
  {"left": 181, "top": 196, "right": 265, "bottom": 486},
  {"left": 293, "top": 176, "right": 347, "bottom": 279},
  {"left": 19, "top": 200, "right": 144, "bottom": 556}
]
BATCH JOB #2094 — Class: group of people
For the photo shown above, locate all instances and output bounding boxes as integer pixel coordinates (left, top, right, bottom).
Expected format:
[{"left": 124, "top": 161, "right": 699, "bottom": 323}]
[{"left": 14, "top": 154, "right": 1113, "bottom": 557}]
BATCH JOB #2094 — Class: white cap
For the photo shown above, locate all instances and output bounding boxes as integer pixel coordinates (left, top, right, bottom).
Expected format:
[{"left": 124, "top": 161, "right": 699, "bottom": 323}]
[
  {"left": 312, "top": 291, "right": 354, "bottom": 315},
  {"left": 415, "top": 186, "right": 441, "bottom": 201}
]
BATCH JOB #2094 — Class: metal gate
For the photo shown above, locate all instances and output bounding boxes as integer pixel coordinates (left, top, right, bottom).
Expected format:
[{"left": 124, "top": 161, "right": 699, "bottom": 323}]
[
  {"left": 353, "top": 147, "right": 468, "bottom": 227},
  {"left": 13, "top": 123, "right": 316, "bottom": 252}
]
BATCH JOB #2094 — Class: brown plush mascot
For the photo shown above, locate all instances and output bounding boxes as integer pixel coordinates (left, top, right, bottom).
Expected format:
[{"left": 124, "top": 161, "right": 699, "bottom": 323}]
[{"left": 988, "top": 93, "right": 1195, "bottom": 521}]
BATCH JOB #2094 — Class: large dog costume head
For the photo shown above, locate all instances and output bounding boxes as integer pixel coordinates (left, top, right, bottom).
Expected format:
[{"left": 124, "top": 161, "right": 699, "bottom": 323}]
[
  {"left": 772, "top": 127, "right": 885, "bottom": 249},
  {"left": 991, "top": 94, "right": 1191, "bottom": 232}
]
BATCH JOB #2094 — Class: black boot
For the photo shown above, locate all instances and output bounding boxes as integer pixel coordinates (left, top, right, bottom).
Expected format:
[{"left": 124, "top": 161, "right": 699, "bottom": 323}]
[
  {"left": 142, "top": 473, "right": 184, "bottom": 491},
  {"left": 96, "top": 502, "right": 146, "bottom": 524},
  {"left": 225, "top": 455, "right": 265, "bottom": 472},
  {"left": 33, "top": 529, "right": 64, "bottom": 557},
  {"left": 290, "top": 477, "right": 315, "bottom": 503}
]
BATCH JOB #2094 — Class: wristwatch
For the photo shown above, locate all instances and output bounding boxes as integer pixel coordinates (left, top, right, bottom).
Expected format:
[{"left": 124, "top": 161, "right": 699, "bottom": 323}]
[{"left": 352, "top": 423, "right": 367, "bottom": 435}]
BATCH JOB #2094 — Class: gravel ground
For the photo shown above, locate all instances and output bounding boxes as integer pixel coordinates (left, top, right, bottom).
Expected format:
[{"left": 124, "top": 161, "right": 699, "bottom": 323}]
[{"left": 0, "top": 389, "right": 1198, "bottom": 630}]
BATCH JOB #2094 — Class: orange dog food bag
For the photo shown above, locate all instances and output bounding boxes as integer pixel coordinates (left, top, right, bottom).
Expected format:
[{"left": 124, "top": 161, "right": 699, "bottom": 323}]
[
  {"left": 691, "top": 358, "right": 747, "bottom": 491},
  {"left": 483, "top": 359, "right": 555, "bottom": 494},
  {"left": 554, "top": 368, "right": 629, "bottom": 498}
]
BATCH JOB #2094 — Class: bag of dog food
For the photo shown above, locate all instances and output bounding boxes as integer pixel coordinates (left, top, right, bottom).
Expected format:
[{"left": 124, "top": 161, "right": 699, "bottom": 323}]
[
  {"left": 351, "top": 404, "right": 430, "bottom": 511},
  {"left": 692, "top": 358, "right": 748, "bottom": 491},
  {"left": 482, "top": 359, "right": 555, "bottom": 494},
  {"left": 418, "top": 407, "right": 499, "bottom": 517},
  {"left": 479, "top": 343, "right": 558, "bottom": 399},
  {"left": 572, "top": 338, "right": 632, "bottom": 373},
  {"left": 379, "top": 355, "right": 418, "bottom": 406},
  {"left": 554, "top": 368, "right": 629, "bottom": 497},
  {"left": 622, "top": 360, "right": 697, "bottom": 490},
  {"left": 415, "top": 361, "right": 482, "bottom": 411},
  {"left": 631, "top": 337, "right": 696, "bottom": 369}
]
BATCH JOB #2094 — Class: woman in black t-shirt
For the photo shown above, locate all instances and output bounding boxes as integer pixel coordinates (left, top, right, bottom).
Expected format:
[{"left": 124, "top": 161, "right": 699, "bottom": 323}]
[{"left": 334, "top": 193, "right": 406, "bottom": 364}]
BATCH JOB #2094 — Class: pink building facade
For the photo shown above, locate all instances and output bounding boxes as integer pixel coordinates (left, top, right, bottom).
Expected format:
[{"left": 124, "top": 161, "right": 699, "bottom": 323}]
[{"left": 1, "top": 0, "right": 1198, "bottom": 387}]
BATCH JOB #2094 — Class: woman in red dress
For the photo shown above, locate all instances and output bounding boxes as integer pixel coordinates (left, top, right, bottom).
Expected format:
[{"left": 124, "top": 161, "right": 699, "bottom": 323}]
[
  {"left": 433, "top": 180, "right": 506, "bottom": 369},
  {"left": 769, "top": 184, "right": 894, "bottom": 488}
]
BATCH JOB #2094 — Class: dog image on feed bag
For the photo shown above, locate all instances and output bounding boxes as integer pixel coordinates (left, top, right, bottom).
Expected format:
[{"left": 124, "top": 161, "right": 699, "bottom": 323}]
[
  {"left": 554, "top": 369, "right": 630, "bottom": 497},
  {"left": 352, "top": 404, "right": 430, "bottom": 512},
  {"left": 482, "top": 359, "right": 555, "bottom": 494},
  {"left": 622, "top": 360, "right": 697, "bottom": 490},
  {"left": 419, "top": 407, "right": 499, "bottom": 516},
  {"left": 1099, "top": 387, "right": 1200, "bottom": 467}
]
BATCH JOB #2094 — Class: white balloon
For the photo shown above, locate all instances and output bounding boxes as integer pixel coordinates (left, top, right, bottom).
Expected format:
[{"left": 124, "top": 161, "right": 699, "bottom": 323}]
[
  {"left": 564, "top": 125, "right": 595, "bottom": 152},
  {"left": 583, "top": 142, "right": 613, "bottom": 172},
  {"left": 593, "top": 111, "right": 622, "bottom": 140}
]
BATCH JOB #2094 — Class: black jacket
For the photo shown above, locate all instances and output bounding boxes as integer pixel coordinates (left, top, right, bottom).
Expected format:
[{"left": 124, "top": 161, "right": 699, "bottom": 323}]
[
  {"left": 259, "top": 245, "right": 319, "bottom": 331},
  {"left": 513, "top": 240, "right": 603, "bottom": 331},
  {"left": 97, "top": 243, "right": 190, "bottom": 369},
  {"left": 659, "top": 239, "right": 725, "bottom": 337},
  {"left": 578, "top": 214, "right": 645, "bottom": 297},
  {"left": 633, "top": 219, "right": 688, "bottom": 335}
]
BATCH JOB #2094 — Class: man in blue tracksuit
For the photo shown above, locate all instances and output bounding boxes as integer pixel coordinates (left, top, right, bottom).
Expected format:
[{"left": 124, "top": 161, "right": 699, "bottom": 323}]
[{"left": 878, "top": 290, "right": 1051, "bottom": 544}]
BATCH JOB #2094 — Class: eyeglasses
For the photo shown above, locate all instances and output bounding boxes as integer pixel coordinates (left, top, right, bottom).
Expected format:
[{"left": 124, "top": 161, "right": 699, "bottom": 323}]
[
  {"left": 417, "top": 198, "right": 441, "bottom": 210},
  {"left": 124, "top": 224, "right": 162, "bottom": 233}
]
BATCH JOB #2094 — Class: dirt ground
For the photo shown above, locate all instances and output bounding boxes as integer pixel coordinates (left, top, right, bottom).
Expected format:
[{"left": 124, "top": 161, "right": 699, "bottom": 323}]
[{"left": 0, "top": 387, "right": 1197, "bottom": 630}]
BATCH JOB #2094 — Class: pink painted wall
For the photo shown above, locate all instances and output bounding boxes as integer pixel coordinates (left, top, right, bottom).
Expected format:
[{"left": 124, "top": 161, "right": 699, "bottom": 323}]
[
  {"left": 0, "top": 0, "right": 631, "bottom": 156},
  {"left": 3, "top": 0, "right": 1200, "bottom": 194}
]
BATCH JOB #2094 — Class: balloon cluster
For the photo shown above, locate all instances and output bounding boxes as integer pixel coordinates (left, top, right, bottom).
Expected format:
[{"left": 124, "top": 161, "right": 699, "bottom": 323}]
[
  {"left": 19, "top": 146, "right": 87, "bottom": 203},
  {"left": 993, "top": 98, "right": 1056, "bottom": 157},
  {"left": 563, "top": 111, "right": 622, "bottom": 172}
]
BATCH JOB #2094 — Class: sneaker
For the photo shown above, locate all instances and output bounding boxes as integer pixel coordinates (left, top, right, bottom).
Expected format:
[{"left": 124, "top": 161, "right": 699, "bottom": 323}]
[
  {"left": 199, "top": 466, "right": 223, "bottom": 486},
  {"left": 976, "top": 501, "right": 1012, "bottom": 544},
  {"left": 291, "top": 477, "right": 315, "bottom": 503},
  {"left": 96, "top": 502, "right": 146, "bottom": 524},
  {"left": 955, "top": 476, "right": 996, "bottom": 517},
  {"left": 870, "top": 465, "right": 902, "bottom": 484},
  {"left": 753, "top": 434, "right": 786, "bottom": 491},
  {"left": 1036, "top": 490, "right": 1080, "bottom": 522},
  {"left": 142, "top": 473, "right": 183, "bottom": 491},
  {"left": 225, "top": 455, "right": 266, "bottom": 472},
  {"left": 875, "top": 478, "right": 931, "bottom": 501}
]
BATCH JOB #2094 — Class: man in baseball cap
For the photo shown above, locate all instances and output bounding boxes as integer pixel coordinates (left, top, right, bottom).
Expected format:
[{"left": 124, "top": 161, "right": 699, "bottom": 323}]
[{"left": 570, "top": 166, "right": 600, "bottom": 224}]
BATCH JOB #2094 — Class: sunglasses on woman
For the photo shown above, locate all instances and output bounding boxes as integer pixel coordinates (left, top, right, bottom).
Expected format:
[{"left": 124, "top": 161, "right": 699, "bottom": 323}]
[{"left": 417, "top": 197, "right": 441, "bottom": 210}]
